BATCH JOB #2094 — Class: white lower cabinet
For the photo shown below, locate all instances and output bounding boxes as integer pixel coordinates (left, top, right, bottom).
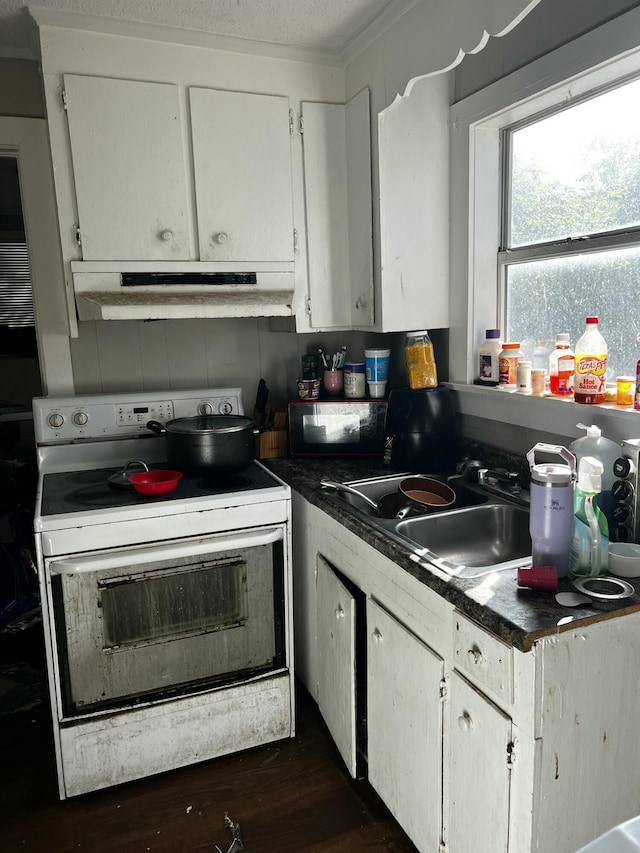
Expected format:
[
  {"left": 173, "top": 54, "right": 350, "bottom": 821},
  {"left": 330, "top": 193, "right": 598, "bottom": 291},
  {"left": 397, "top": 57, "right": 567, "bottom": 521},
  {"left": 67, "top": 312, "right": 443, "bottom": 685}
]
[
  {"left": 316, "top": 555, "right": 358, "bottom": 777},
  {"left": 367, "top": 599, "right": 444, "bottom": 852},
  {"left": 447, "top": 673, "right": 512, "bottom": 853},
  {"left": 291, "top": 497, "right": 640, "bottom": 853}
]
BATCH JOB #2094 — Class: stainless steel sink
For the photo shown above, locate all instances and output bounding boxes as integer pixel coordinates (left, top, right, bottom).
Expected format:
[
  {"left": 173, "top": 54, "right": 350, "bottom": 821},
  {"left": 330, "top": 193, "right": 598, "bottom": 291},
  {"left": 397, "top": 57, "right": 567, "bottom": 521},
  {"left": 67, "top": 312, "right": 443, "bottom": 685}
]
[
  {"left": 394, "top": 503, "right": 531, "bottom": 578},
  {"left": 319, "top": 473, "right": 532, "bottom": 579}
]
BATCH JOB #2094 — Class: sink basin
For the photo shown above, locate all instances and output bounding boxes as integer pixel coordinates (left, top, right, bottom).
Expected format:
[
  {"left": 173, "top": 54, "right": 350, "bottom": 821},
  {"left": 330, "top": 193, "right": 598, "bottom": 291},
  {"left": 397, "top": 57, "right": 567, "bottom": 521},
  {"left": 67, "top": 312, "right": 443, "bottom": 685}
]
[
  {"left": 323, "top": 473, "right": 487, "bottom": 517},
  {"left": 394, "top": 503, "right": 532, "bottom": 578}
]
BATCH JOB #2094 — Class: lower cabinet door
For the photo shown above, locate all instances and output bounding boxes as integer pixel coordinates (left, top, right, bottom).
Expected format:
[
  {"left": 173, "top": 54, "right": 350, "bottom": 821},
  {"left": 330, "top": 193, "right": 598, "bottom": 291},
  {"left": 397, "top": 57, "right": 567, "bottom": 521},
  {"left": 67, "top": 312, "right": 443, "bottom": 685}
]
[
  {"left": 316, "top": 555, "right": 357, "bottom": 777},
  {"left": 367, "top": 599, "right": 444, "bottom": 853},
  {"left": 448, "top": 672, "right": 512, "bottom": 852}
]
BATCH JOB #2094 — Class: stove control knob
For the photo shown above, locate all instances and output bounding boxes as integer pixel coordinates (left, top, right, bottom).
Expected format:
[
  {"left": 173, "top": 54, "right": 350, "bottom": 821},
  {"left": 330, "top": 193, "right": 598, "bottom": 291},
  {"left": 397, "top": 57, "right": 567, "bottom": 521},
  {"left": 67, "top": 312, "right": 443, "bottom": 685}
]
[
  {"left": 48, "top": 412, "right": 64, "bottom": 429},
  {"left": 72, "top": 411, "right": 89, "bottom": 426},
  {"left": 198, "top": 403, "right": 213, "bottom": 416},
  {"left": 218, "top": 400, "right": 233, "bottom": 415}
]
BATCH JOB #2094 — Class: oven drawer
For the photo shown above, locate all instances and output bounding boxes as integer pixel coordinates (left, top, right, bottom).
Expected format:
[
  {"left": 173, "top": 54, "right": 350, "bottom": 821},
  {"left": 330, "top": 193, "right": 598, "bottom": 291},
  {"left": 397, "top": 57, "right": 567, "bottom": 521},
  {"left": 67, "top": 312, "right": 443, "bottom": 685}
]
[{"left": 47, "top": 526, "right": 286, "bottom": 715}]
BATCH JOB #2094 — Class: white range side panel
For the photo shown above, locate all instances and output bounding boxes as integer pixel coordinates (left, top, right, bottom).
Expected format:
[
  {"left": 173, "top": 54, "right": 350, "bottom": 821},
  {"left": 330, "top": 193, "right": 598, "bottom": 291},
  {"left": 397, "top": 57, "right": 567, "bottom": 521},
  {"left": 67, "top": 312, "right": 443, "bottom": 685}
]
[
  {"left": 190, "top": 87, "right": 294, "bottom": 264},
  {"left": 316, "top": 555, "right": 357, "bottom": 778},
  {"left": 64, "top": 75, "right": 194, "bottom": 261}
]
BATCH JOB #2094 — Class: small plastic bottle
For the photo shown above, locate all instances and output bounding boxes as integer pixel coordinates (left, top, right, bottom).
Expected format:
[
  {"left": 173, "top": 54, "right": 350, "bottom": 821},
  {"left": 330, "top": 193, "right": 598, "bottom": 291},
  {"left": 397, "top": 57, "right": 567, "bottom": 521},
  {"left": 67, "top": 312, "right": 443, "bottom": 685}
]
[
  {"left": 516, "top": 360, "right": 532, "bottom": 393},
  {"left": 498, "top": 342, "right": 522, "bottom": 387},
  {"left": 478, "top": 329, "right": 502, "bottom": 385},
  {"left": 574, "top": 317, "right": 608, "bottom": 405},
  {"left": 548, "top": 333, "right": 574, "bottom": 396}
]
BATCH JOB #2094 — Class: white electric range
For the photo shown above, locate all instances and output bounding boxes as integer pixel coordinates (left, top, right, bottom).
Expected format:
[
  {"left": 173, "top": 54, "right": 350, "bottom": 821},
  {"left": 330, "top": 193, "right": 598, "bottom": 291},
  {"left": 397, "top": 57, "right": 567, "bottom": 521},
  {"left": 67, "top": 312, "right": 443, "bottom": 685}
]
[{"left": 32, "top": 387, "right": 293, "bottom": 799}]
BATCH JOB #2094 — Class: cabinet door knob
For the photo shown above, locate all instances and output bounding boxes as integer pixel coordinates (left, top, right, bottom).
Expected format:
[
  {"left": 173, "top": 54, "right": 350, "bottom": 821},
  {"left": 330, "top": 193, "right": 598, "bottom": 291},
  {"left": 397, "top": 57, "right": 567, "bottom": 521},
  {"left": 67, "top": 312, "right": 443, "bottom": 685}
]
[
  {"left": 213, "top": 232, "right": 228, "bottom": 244},
  {"left": 371, "top": 628, "right": 383, "bottom": 644},
  {"left": 335, "top": 605, "right": 345, "bottom": 620},
  {"left": 458, "top": 712, "right": 474, "bottom": 731},
  {"left": 467, "top": 646, "right": 483, "bottom": 664},
  {"left": 160, "top": 229, "right": 173, "bottom": 242}
]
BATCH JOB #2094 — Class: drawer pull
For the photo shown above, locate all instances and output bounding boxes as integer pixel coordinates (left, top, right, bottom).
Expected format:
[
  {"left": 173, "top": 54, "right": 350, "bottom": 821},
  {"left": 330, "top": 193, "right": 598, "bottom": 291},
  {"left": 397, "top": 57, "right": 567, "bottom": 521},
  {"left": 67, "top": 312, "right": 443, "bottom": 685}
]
[
  {"left": 335, "top": 605, "right": 345, "bottom": 620},
  {"left": 372, "top": 628, "right": 383, "bottom": 644}
]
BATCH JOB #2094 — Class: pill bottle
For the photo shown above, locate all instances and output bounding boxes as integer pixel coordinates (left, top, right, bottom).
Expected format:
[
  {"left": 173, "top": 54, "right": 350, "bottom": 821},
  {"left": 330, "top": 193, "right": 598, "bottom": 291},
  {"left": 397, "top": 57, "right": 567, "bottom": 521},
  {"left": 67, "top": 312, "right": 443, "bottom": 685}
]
[
  {"left": 498, "top": 343, "right": 522, "bottom": 387},
  {"left": 517, "top": 360, "right": 532, "bottom": 393},
  {"left": 635, "top": 359, "right": 640, "bottom": 411},
  {"left": 405, "top": 331, "right": 438, "bottom": 390},
  {"left": 616, "top": 376, "right": 635, "bottom": 407},
  {"left": 478, "top": 329, "right": 501, "bottom": 385},
  {"left": 531, "top": 369, "right": 546, "bottom": 395}
]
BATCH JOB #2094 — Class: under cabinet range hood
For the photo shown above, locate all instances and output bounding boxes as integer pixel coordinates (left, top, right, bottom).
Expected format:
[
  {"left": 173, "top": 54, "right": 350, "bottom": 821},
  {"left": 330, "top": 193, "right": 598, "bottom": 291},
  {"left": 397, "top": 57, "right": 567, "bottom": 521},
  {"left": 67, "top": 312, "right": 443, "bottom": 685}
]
[{"left": 71, "top": 263, "right": 295, "bottom": 321}]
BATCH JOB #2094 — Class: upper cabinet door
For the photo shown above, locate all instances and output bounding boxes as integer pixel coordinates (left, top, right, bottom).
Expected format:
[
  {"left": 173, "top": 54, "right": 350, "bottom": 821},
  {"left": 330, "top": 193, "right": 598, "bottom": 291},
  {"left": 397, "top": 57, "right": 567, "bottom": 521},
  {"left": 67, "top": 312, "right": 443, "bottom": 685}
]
[
  {"left": 190, "top": 88, "right": 294, "bottom": 263},
  {"left": 301, "top": 89, "right": 373, "bottom": 329},
  {"left": 64, "top": 75, "right": 193, "bottom": 261}
]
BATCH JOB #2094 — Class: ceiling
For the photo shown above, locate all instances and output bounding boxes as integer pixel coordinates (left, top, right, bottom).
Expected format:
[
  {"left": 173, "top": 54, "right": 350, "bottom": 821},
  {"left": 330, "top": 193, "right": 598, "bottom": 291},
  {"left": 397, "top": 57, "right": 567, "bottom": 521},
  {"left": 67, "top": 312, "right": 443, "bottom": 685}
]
[{"left": 0, "top": 0, "right": 420, "bottom": 60}]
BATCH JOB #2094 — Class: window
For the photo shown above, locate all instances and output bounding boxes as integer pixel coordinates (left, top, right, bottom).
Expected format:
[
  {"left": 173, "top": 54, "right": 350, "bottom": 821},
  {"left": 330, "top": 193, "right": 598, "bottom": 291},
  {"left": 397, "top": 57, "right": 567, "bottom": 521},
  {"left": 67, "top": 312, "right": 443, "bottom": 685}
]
[
  {"left": 0, "top": 156, "right": 37, "bottom": 356},
  {"left": 501, "top": 77, "right": 640, "bottom": 380},
  {"left": 450, "top": 7, "right": 640, "bottom": 401}
]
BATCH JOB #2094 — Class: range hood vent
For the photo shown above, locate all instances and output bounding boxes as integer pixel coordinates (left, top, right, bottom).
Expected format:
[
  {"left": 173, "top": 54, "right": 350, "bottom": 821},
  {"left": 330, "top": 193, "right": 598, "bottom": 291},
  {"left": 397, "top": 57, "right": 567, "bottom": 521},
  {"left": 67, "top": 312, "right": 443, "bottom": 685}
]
[{"left": 71, "top": 262, "right": 294, "bottom": 322}]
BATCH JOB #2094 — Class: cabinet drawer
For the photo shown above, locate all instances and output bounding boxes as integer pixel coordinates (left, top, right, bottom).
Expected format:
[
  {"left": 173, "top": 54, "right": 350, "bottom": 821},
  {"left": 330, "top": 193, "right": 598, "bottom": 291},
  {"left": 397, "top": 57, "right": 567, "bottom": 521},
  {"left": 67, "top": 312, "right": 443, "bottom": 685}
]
[{"left": 453, "top": 613, "right": 513, "bottom": 704}]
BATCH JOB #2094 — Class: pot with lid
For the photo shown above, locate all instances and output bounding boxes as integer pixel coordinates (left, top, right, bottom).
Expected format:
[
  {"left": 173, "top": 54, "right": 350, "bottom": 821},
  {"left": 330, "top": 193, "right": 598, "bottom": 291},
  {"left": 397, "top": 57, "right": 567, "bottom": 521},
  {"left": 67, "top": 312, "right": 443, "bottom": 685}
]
[{"left": 147, "top": 415, "right": 255, "bottom": 475}]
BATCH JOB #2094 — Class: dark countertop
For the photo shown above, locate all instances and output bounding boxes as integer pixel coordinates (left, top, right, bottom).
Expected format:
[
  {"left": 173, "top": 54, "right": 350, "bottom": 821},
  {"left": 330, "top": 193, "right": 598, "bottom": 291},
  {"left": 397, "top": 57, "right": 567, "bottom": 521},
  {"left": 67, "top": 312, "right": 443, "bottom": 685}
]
[{"left": 264, "top": 455, "right": 640, "bottom": 652}]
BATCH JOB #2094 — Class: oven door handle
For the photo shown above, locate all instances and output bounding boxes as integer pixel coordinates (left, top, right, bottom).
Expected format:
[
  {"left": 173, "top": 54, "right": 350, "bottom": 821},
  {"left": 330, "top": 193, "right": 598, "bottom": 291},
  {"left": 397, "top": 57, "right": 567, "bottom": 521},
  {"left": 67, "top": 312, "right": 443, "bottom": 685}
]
[{"left": 48, "top": 527, "right": 284, "bottom": 576}]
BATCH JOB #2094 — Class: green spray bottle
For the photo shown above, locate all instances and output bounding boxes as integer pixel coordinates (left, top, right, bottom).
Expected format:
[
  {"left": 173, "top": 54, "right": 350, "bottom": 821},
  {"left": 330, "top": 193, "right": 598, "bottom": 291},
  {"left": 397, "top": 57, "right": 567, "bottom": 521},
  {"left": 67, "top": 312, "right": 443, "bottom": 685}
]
[{"left": 569, "top": 455, "right": 609, "bottom": 578}]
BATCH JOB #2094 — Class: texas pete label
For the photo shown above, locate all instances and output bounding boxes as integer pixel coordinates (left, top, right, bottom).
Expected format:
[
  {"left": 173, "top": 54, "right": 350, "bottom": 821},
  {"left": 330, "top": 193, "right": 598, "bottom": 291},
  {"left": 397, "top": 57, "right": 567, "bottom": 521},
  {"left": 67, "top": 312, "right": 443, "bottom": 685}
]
[{"left": 575, "top": 353, "right": 607, "bottom": 395}]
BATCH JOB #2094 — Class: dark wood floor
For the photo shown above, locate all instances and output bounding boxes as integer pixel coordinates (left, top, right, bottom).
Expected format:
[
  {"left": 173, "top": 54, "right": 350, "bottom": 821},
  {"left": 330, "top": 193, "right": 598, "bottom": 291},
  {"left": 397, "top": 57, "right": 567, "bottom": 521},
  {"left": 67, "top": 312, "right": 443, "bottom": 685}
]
[{"left": 0, "top": 630, "right": 417, "bottom": 853}]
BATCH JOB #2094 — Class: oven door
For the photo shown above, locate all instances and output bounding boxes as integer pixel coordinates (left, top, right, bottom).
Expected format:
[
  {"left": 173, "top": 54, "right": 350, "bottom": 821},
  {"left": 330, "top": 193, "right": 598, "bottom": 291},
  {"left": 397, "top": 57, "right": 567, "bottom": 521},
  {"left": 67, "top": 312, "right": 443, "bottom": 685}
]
[{"left": 46, "top": 526, "right": 286, "bottom": 717}]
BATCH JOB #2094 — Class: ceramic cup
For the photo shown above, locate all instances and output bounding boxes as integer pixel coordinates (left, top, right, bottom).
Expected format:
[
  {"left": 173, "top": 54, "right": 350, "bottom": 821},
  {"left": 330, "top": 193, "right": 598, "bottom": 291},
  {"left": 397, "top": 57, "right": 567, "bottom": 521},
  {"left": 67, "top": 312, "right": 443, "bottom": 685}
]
[
  {"left": 297, "top": 378, "right": 320, "bottom": 400},
  {"left": 323, "top": 369, "right": 344, "bottom": 396}
]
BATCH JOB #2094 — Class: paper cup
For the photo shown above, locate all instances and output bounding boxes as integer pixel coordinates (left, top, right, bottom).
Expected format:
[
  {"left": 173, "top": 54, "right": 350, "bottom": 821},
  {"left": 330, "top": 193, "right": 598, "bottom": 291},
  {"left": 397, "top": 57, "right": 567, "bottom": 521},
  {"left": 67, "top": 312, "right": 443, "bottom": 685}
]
[
  {"left": 368, "top": 381, "right": 387, "bottom": 398},
  {"left": 364, "top": 348, "right": 391, "bottom": 383}
]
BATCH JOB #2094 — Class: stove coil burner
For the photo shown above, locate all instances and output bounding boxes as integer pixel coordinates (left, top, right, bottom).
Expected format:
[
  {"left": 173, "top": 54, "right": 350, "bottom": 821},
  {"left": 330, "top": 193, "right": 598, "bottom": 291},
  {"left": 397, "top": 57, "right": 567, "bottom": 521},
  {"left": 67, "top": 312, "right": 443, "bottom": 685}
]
[{"left": 197, "top": 474, "right": 252, "bottom": 493}]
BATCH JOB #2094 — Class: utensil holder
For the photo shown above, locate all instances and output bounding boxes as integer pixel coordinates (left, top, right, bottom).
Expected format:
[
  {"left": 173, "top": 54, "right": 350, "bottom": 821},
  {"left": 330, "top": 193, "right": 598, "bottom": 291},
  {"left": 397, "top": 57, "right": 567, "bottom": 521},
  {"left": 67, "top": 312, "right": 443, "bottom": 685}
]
[{"left": 323, "top": 369, "right": 344, "bottom": 396}]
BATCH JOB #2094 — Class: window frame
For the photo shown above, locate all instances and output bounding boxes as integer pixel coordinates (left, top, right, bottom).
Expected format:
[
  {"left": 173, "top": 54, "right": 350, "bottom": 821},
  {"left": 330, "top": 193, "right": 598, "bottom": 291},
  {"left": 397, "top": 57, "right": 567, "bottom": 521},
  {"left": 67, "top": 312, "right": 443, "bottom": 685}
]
[{"left": 448, "top": 6, "right": 640, "bottom": 440}]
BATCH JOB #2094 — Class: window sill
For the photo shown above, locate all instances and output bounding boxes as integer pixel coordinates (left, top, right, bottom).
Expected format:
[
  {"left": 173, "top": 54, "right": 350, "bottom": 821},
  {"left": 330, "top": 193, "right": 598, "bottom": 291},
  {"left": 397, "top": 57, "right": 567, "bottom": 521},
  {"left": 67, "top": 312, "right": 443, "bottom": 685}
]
[{"left": 445, "top": 382, "right": 638, "bottom": 445}]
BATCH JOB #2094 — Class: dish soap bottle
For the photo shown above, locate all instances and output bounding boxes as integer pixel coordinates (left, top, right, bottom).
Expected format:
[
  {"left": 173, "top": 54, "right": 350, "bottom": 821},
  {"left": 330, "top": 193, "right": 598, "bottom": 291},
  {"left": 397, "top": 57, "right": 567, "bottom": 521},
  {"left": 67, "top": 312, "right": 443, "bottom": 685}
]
[{"left": 569, "top": 456, "right": 609, "bottom": 578}]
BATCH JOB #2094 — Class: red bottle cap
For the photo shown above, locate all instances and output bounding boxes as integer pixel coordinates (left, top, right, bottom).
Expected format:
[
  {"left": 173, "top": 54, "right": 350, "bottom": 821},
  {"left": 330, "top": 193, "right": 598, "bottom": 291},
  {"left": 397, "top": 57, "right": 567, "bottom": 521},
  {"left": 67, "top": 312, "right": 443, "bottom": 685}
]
[{"left": 517, "top": 566, "right": 558, "bottom": 591}]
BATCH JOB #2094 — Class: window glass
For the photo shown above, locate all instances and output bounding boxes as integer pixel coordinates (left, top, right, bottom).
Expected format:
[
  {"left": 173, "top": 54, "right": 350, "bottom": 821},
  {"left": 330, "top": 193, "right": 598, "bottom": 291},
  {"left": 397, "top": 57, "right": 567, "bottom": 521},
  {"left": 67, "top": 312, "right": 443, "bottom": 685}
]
[
  {"left": 504, "top": 76, "right": 640, "bottom": 381},
  {"left": 510, "top": 77, "right": 640, "bottom": 247},
  {"left": 505, "top": 248, "right": 640, "bottom": 381}
]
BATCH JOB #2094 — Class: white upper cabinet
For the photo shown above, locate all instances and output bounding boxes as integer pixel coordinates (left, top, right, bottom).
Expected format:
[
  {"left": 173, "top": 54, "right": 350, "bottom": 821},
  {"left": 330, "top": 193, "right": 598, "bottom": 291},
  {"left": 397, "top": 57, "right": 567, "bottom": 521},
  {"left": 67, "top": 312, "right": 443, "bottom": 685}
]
[
  {"left": 64, "top": 75, "right": 193, "bottom": 262},
  {"left": 300, "top": 89, "right": 373, "bottom": 330},
  {"left": 189, "top": 88, "right": 294, "bottom": 264},
  {"left": 378, "top": 75, "right": 450, "bottom": 331},
  {"left": 63, "top": 76, "right": 295, "bottom": 269}
]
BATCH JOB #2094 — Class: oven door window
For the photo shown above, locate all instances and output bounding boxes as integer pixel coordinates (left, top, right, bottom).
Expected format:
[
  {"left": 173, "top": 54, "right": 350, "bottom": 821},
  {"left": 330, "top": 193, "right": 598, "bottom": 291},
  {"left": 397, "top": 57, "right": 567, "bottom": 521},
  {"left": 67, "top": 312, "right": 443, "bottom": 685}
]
[
  {"left": 100, "top": 558, "right": 247, "bottom": 648},
  {"left": 49, "top": 535, "right": 285, "bottom": 715}
]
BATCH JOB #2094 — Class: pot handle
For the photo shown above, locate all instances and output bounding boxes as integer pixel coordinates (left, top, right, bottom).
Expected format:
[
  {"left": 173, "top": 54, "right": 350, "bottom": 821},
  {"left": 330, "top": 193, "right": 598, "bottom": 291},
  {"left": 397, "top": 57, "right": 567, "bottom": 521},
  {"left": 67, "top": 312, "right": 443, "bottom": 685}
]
[{"left": 146, "top": 420, "right": 167, "bottom": 434}]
